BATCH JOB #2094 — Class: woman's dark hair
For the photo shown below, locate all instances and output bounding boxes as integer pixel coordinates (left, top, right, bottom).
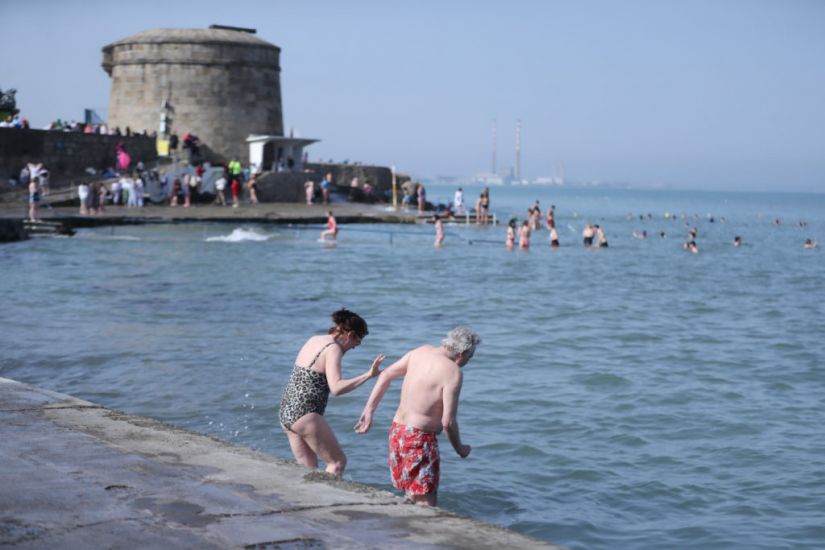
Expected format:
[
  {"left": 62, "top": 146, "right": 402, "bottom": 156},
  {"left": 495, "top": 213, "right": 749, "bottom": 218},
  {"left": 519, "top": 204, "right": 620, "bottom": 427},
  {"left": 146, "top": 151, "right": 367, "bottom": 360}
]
[{"left": 329, "top": 308, "right": 369, "bottom": 339}]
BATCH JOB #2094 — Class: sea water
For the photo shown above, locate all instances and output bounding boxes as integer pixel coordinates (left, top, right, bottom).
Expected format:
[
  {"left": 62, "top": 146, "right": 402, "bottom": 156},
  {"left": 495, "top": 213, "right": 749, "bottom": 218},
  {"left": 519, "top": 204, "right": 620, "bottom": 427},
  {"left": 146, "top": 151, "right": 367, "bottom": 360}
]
[{"left": 1, "top": 187, "right": 823, "bottom": 550}]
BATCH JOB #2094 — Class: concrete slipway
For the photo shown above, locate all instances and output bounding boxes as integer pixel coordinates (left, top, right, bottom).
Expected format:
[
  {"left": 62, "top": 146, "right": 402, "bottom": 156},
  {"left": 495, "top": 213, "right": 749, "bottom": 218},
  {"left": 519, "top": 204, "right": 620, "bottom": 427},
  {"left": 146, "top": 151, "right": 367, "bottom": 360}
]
[{"left": 0, "top": 377, "right": 562, "bottom": 549}]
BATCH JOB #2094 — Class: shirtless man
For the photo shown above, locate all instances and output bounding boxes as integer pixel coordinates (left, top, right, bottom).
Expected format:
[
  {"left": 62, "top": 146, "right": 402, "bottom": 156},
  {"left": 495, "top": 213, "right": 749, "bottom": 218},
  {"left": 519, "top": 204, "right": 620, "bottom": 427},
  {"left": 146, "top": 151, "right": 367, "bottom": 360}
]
[
  {"left": 582, "top": 224, "right": 595, "bottom": 247},
  {"left": 354, "top": 326, "right": 481, "bottom": 506},
  {"left": 549, "top": 226, "right": 560, "bottom": 247}
]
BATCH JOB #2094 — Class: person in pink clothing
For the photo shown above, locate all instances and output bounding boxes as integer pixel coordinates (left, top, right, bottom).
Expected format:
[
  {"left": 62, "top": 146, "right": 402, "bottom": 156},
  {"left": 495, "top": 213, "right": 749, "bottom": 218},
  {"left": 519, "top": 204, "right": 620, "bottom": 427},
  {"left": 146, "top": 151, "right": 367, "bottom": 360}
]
[
  {"left": 518, "top": 220, "right": 530, "bottom": 249},
  {"left": 433, "top": 215, "right": 444, "bottom": 247},
  {"left": 115, "top": 144, "right": 131, "bottom": 173}
]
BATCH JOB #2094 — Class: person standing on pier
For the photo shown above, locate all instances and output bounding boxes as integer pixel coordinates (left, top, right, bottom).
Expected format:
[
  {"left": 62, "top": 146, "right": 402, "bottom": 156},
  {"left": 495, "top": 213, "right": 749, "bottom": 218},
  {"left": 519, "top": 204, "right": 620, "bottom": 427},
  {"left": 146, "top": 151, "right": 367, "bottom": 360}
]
[
  {"left": 78, "top": 182, "right": 90, "bottom": 215},
  {"left": 228, "top": 157, "right": 242, "bottom": 186},
  {"left": 214, "top": 173, "right": 227, "bottom": 206},
  {"left": 230, "top": 177, "right": 240, "bottom": 208},
  {"left": 477, "top": 188, "right": 490, "bottom": 225},
  {"left": 28, "top": 176, "right": 41, "bottom": 222},
  {"left": 279, "top": 309, "right": 384, "bottom": 477},
  {"left": 355, "top": 326, "right": 480, "bottom": 506},
  {"left": 304, "top": 179, "right": 315, "bottom": 205},
  {"left": 417, "top": 183, "right": 427, "bottom": 214},
  {"left": 453, "top": 188, "right": 465, "bottom": 215}
]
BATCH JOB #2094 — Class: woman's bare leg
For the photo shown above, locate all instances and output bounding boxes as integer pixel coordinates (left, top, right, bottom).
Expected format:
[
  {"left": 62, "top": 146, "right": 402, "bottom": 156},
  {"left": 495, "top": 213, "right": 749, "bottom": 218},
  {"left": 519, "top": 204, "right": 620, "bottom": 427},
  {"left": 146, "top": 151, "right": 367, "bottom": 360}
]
[
  {"left": 286, "top": 429, "right": 318, "bottom": 469},
  {"left": 290, "top": 413, "right": 347, "bottom": 476}
]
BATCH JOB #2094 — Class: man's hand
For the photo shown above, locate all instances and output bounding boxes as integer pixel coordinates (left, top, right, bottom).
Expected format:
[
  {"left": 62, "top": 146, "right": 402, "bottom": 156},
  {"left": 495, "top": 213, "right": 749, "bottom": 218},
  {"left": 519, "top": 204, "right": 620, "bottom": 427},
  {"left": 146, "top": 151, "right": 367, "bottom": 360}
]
[
  {"left": 457, "top": 444, "right": 471, "bottom": 458},
  {"left": 354, "top": 411, "right": 373, "bottom": 434}
]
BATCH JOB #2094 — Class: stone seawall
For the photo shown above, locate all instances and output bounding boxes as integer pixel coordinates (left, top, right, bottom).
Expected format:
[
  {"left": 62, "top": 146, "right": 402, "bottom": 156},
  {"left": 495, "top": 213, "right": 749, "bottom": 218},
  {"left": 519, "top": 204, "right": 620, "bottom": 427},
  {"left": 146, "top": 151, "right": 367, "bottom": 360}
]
[
  {"left": 0, "top": 218, "right": 25, "bottom": 242},
  {"left": 0, "top": 377, "right": 563, "bottom": 549},
  {"left": 0, "top": 128, "right": 157, "bottom": 189}
]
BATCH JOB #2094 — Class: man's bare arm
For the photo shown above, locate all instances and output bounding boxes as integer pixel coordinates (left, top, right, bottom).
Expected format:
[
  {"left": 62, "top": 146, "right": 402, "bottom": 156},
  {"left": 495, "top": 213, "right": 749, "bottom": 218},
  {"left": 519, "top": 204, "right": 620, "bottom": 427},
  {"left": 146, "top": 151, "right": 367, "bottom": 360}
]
[
  {"left": 442, "top": 371, "right": 471, "bottom": 458},
  {"left": 353, "top": 352, "right": 410, "bottom": 433}
]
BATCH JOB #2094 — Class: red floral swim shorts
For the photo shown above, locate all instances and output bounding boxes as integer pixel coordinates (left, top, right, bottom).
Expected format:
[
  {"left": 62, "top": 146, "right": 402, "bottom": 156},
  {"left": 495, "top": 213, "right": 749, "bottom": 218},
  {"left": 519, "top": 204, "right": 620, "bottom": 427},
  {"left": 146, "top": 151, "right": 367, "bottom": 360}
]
[{"left": 388, "top": 421, "right": 440, "bottom": 495}]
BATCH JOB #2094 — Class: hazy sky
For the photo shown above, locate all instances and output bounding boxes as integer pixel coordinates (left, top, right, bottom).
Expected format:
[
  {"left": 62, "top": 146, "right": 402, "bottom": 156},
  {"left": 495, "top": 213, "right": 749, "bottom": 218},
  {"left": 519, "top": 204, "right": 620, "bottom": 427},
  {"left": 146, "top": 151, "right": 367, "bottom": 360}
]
[{"left": 4, "top": 0, "right": 824, "bottom": 191}]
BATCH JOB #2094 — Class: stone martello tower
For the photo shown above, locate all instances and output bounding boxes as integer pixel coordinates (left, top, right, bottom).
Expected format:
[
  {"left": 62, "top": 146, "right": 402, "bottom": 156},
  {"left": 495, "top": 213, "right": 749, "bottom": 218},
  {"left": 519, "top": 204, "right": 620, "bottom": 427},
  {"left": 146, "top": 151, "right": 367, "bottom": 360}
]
[{"left": 102, "top": 26, "right": 283, "bottom": 163}]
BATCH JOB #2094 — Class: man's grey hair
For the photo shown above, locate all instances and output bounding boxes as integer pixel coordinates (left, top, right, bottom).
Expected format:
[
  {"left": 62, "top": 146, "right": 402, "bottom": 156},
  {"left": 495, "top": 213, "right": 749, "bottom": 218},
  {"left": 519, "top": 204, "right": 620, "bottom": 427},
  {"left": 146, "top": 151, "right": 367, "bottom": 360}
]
[{"left": 441, "top": 326, "right": 481, "bottom": 358}]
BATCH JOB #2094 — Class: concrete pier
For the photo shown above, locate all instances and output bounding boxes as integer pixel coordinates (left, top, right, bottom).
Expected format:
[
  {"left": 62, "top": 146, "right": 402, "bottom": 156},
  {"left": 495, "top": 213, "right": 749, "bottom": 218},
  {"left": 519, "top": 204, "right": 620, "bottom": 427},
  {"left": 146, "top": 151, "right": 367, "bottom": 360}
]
[{"left": 0, "top": 377, "right": 561, "bottom": 549}]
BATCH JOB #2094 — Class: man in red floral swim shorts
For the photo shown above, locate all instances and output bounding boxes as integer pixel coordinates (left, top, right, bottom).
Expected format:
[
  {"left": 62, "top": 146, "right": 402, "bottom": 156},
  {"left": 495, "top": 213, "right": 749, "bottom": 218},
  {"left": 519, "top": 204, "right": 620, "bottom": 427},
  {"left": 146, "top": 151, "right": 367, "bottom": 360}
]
[
  {"left": 355, "top": 327, "right": 481, "bottom": 506},
  {"left": 388, "top": 421, "right": 440, "bottom": 496}
]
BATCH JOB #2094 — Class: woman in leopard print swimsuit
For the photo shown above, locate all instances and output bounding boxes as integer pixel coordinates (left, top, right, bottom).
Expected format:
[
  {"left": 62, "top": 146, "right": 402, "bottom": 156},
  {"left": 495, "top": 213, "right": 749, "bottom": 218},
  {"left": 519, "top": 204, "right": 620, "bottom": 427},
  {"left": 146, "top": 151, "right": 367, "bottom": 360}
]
[{"left": 279, "top": 309, "right": 385, "bottom": 476}]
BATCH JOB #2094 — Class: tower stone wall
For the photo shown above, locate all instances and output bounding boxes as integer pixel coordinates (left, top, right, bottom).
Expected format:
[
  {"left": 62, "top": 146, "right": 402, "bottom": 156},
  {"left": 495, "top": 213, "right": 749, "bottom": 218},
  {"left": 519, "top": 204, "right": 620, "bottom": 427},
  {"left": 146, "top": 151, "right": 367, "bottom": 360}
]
[{"left": 103, "top": 28, "right": 283, "bottom": 163}]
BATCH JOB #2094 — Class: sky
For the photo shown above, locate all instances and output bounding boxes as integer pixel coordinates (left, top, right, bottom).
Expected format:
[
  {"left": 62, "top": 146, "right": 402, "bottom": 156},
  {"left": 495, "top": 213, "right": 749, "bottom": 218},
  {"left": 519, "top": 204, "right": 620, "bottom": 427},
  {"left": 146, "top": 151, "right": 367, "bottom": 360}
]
[{"left": 3, "top": 0, "right": 825, "bottom": 192}]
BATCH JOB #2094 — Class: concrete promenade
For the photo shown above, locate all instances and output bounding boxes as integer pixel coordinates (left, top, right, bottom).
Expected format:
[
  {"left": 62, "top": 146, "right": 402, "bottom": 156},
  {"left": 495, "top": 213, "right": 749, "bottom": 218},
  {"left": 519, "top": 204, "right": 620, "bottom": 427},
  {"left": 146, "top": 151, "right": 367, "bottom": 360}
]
[
  {"left": 0, "top": 377, "right": 562, "bottom": 549},
  {"left": 0, "top": 202, "right": 422, "bottom": 226}
]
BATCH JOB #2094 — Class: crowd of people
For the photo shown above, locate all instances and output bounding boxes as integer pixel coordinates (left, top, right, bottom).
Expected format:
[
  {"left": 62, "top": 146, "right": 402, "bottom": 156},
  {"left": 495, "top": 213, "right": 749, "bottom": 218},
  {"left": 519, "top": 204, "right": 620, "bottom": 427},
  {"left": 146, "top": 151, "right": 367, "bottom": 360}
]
[
  {"left": 425, "top": 189, "right": 819, "bottom": 252},
  {"left": 0, "top": 114, "right": 30, "bottom": 129},
  {"left": 65, "top": 145, "right": 273, "bottom": 214},
  {"left": 0, "top": 113, "right": 157, "bottom": 137}
]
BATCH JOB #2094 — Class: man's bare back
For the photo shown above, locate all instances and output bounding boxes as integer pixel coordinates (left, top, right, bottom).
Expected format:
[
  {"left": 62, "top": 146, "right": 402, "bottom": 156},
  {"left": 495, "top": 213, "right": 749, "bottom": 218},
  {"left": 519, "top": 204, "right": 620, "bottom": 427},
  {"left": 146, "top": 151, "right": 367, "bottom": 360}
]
[{"left": 393, "top": 344, "right": 462, "bottom": 433}]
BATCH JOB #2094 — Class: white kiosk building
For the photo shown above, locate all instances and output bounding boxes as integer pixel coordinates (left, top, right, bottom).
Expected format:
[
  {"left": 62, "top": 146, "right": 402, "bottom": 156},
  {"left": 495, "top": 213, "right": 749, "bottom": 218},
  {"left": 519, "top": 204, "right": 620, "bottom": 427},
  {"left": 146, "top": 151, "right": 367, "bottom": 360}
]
[{"left": 247, "top": 135, "right": 318, "bottom": 173}]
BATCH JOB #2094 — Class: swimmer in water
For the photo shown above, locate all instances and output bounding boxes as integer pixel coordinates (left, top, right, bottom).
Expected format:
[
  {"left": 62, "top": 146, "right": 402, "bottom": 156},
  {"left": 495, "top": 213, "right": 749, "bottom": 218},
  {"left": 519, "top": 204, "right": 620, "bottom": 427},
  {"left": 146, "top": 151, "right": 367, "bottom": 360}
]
[
  {"left": 531, "top": 201, "right": 542, "bottom": 230},
  {"left": 803, "top": 239, "right": 817, "bottom": 249},
  {"left": 505, "top": 219, "right": 516, "bottom": 249},
  {"left": 683, "top": 240, "right": 699, "bottom": 254},
  {"left": 321, "top": 210, "right": 338, "bottom": 241},
  {"left": 549, "top": 226, "right": 560, "bottom": 248},
  {"left": 582, "top": 224, "right": 595, "bottom": 247},
  {"left": 433, "top": 214, "right": 444, "bottom": 247},
  {"left": 518, "top": 220, "right": 530, "bottom": 249},
  {"left": 546, "top": 205, "right": 556, "bottom": 230},
  {"left": 734, "top": 236, "right": 742, "bottom": 247},
  {"left": 594, "top": 225, "right": 608, "bottom": 248}
]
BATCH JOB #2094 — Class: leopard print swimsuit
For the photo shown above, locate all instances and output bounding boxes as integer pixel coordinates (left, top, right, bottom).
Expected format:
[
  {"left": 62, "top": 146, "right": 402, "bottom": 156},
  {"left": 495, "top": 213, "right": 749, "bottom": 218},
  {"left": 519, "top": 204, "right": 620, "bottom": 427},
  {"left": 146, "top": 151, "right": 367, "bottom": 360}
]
[{"left": 279, "top": 342, "right": 335, "bottom": 430}]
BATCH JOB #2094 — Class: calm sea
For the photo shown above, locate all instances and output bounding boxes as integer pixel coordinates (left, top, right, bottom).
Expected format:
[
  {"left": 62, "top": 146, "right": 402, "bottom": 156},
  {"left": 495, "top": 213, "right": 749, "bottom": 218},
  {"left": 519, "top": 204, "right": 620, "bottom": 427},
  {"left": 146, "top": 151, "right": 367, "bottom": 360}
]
[{"left": 1, "top": 187, "right": 823, "bottom": 550}]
